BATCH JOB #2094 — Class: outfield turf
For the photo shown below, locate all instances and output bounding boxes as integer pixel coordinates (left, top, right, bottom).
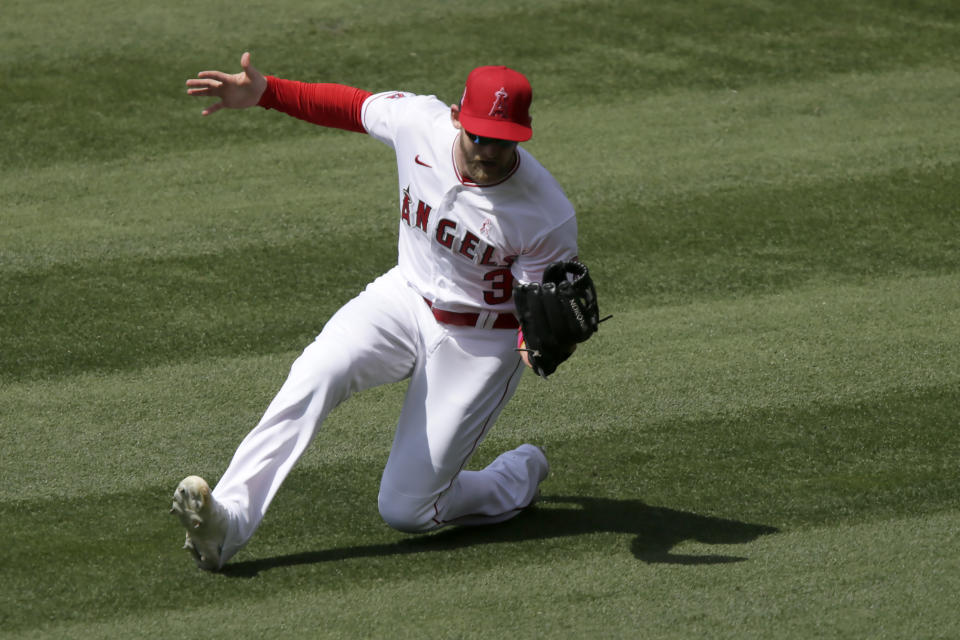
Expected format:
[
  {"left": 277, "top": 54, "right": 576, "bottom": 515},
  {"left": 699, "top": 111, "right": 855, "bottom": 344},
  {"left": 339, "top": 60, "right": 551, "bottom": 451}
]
[{"left": 2, "top": 0, "right": 959, "bottom": 638}]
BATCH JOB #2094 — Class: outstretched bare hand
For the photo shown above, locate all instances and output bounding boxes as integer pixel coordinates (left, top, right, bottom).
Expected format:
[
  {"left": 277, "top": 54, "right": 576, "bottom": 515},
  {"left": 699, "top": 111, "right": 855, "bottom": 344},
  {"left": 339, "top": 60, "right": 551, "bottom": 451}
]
[{"left": 186, "top": 52, "right": 268, "bottom": 116}]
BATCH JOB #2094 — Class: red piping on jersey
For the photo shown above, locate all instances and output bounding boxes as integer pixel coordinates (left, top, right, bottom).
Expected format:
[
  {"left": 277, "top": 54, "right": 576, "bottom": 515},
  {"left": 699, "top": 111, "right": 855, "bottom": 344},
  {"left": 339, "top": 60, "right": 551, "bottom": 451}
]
[{"left": 258, "top": 76, "right": 372, "bottom": 133}]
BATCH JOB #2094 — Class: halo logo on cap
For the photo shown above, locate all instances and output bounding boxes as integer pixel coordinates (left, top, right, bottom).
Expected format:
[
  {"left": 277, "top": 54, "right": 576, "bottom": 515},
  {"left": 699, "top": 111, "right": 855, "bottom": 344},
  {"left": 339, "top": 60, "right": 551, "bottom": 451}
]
[{"left": 489, "top": 87, "right": 509, "bottom": 118}]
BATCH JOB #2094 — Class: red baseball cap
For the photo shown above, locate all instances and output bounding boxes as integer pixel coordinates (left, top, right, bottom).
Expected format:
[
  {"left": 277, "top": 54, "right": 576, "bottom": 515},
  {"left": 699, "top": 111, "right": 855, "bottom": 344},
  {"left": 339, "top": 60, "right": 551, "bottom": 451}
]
[{"left": 459, "top": 65, "right": 533, "bottom": 142}]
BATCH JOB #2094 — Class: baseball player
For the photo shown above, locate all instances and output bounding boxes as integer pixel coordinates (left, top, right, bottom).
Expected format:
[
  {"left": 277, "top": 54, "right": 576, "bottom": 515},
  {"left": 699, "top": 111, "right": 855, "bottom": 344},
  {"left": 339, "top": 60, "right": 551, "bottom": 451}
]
[{"left": 170, "top": 52, "right": 579, "bottom": 570}]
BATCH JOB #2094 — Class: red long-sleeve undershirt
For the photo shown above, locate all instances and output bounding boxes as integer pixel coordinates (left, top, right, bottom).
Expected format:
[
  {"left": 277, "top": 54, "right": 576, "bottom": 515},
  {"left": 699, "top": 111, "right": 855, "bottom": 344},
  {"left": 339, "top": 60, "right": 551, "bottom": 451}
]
[{"left": 257, "top": 75, "right": 373, "bottom": 133}]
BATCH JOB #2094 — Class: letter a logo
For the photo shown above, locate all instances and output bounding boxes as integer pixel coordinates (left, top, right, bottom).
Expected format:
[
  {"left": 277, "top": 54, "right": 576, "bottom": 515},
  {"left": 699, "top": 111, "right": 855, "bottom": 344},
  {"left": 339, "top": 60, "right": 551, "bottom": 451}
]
[{"left": 489, "top": 87, "right": 509, "bottom": 119}]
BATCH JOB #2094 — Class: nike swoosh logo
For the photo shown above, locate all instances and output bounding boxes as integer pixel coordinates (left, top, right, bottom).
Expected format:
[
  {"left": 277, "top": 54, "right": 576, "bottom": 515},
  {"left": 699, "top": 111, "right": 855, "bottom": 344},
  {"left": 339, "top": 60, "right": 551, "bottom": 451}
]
[{"left": 415, "top": 155, "right": 432, "bottom": 168}]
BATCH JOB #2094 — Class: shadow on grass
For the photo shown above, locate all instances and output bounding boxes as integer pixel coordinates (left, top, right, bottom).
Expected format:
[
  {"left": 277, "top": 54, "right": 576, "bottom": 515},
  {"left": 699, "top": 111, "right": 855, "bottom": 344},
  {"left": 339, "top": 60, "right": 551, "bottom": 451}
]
[{"left": 222, "top": 495, "right": 779, "bottom": 578}]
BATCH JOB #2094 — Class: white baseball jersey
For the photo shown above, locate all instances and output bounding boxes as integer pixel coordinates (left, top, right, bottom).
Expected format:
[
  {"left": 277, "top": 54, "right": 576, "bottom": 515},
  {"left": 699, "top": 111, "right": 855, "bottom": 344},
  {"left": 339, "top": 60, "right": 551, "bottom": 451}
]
[
  {"left": 204, "top": 82, "right": 573, "bottom": 567},
  {"left": 361, "top": 91, "right": 578, "bottom": 313}
]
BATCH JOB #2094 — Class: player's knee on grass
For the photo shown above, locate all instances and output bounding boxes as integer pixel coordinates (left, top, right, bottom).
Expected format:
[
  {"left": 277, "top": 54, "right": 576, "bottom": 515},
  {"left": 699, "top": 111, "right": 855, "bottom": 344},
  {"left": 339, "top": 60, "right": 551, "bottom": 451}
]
[{"left": 377, "top": 491, "right": 438, "bottom": 533}]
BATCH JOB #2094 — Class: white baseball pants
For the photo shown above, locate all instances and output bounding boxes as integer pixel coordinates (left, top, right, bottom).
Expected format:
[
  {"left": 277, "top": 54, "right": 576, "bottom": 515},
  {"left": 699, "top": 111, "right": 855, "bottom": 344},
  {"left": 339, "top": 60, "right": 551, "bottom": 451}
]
[{"left": 211, "top": 266, "right": 548, "bottom": 564}]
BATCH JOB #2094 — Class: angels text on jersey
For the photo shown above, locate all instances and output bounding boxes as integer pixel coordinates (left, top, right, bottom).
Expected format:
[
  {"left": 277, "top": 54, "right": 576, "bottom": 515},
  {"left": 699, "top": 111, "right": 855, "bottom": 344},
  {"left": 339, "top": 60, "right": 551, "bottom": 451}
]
[{"left": 400, "top": 185, "right": 517, "bottom": 305}]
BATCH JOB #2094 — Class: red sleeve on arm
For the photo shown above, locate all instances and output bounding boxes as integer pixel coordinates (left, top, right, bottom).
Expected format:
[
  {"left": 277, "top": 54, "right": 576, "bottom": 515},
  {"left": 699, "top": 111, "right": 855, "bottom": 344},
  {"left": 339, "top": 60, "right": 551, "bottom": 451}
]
[{"left": 257, "top": 76, "right": 373, "bottom": 133}]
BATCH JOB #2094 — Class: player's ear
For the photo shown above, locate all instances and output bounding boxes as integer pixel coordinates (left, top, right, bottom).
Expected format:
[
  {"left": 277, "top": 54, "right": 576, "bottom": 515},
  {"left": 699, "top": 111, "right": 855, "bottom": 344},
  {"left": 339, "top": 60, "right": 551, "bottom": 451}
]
[{"left": 449, "top": 103, "right": 463, "bottom": 130}]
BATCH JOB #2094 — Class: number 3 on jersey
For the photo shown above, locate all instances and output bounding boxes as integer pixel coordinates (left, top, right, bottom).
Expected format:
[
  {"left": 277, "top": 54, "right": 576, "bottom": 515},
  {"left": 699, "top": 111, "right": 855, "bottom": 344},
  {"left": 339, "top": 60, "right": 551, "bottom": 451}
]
[{"left": 483, "top": 267, "right": 514, "bottom": 305}]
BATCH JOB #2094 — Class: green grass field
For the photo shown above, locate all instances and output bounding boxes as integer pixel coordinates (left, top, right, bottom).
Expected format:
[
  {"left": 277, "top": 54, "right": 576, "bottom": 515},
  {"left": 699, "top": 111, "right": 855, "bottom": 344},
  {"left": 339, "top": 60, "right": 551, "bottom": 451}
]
[{"left": 2, "top": 0, "right": 959, "bottom": 637}]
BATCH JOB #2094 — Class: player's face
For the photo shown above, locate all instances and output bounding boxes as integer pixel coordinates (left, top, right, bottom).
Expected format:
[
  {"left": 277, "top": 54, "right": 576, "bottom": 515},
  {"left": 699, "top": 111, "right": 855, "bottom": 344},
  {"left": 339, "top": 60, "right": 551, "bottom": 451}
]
[
  {"left": 450, "top": 105, "right": 518, "bottom": 185},
  {"left": 456, "top": 129, "right": 518, "bottom": 184}
]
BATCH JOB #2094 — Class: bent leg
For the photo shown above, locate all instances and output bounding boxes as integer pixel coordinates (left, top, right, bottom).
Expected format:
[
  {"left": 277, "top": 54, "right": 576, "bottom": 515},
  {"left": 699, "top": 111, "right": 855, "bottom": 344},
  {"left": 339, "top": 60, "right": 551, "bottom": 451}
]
[
  {"left": 436, "top": 444, "right": 548, "bottom": 527},
  {"left": 379, "top": 444, "right": 548, "bottom": 531},
  {"left": 377, "top": 325, "right": 547, "bottom": 532}
]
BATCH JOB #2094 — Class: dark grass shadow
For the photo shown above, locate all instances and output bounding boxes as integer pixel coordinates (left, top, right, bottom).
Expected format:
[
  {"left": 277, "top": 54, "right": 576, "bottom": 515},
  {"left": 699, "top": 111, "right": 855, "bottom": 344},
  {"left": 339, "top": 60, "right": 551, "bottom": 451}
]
[{"left": 222, "top": 495, "right": 779, "bottom": 578}]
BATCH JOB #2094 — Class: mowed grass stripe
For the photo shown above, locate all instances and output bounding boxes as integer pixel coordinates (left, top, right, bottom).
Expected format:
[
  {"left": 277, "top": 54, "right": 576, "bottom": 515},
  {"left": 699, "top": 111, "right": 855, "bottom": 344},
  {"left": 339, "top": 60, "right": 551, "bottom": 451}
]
[
  {"left": 3, "top": 503, "right": 958, "bottom": 637},
  {"left": 3, "top": 67, "right": 957, "bottom": 272},
  {"left": 3, "top": 163, "right": 957, "bottom": 380},
  {"left": 545, "top": 382, "right": 960, "bottom": 527},
  {"left": 4, "top": 272, "right": 957, "bottom": 499},
  {"left": 0, "top": 136, "right": 395, "bottom": 273},
  {"left": 3, "top": 0, "right": 958, "bottom": 171},
  {"left": 550, "top": 67, "right": 960, "bottom": 195},
  {"left": 2, "top": 377, "right": 954, "bottom": 549}
]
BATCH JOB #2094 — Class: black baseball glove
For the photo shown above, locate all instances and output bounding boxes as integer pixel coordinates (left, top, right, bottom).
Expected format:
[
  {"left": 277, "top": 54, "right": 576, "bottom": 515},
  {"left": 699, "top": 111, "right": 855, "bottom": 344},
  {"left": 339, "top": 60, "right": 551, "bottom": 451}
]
[{"left": 513, "top": 260, "right": 602, "bottom": 378}]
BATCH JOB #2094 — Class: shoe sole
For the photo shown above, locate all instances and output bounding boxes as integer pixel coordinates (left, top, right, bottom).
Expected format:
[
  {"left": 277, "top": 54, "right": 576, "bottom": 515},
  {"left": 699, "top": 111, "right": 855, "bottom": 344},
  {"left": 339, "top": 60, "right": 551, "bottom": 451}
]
[{"left": 170, "top": 475, "right": 224, "bottom": 571}]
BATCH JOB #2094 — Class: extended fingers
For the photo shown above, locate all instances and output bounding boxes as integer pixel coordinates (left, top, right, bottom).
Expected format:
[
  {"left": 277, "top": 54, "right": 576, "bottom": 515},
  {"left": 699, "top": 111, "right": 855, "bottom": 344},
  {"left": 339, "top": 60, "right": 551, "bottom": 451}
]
[
  {"left": 185, "top": 56, "right": 262, "bottom": 114},
  {"left": 186, "top": 77, "right": 221, "bottom": 87},
  {"left": 185, "top": 77, "right": 224, "bottom": 99},
  {"left": 196, "top": 69, "right": 232, "bottom": 82}
]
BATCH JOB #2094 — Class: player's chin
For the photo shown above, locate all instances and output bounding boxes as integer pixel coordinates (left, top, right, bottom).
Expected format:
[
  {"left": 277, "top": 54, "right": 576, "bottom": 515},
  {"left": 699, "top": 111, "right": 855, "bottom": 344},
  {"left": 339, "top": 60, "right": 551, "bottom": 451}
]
[
  {"left": 466, "top": 166, "right": 490, "bottom": 183},
  {"left": 471, "top": 162, "right": 504, "bottom": 184}
]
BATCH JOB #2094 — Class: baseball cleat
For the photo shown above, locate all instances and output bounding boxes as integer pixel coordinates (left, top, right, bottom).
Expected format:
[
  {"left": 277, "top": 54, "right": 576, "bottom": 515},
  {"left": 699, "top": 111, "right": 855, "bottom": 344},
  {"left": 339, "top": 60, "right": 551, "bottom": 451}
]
[{"left": 170, "top": 475, "right": 229, "bottom": 571}]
